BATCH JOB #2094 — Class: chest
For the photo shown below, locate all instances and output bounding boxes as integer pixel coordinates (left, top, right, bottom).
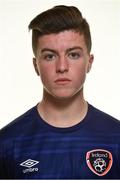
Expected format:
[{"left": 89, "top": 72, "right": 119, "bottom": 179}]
[{"left": 12, "top": 135, "right": 119, "bottom": 179}]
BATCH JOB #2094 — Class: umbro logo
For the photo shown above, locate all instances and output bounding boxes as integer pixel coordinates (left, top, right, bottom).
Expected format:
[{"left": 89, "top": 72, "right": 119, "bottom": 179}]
[
  {"left": 20, "top": 159, "right": 39, "bottom": 168},
  {"left": 20, "top": 159, "right": 39, "bottom": 173}
]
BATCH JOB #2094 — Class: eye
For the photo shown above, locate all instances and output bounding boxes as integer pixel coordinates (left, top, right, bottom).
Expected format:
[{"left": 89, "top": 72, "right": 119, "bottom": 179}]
[
  {"left": 68, "top": 52, "right": 81, "bottom": 60},
  {"left": 43, "top": 53, "right": 56, "bottom": 61}
]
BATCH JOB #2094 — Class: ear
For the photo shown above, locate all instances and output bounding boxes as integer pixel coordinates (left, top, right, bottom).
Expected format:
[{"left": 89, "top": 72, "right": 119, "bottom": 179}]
[
  {"left": 33, "top": 58, "right": 39, "bottom": 76},
  {"left": 87, "top": 54, "right": 94, "bottom": 73}
]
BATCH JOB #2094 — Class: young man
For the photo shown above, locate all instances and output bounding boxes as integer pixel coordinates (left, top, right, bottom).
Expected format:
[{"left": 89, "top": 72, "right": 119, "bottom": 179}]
[{"left": 0, "top": 5, "right": 120, "bottom": 179}]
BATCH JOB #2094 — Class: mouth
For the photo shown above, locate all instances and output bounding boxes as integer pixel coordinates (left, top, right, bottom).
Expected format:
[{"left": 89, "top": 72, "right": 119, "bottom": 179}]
[{"left": 54, "top": 78, "right": 71, "bottom": 85}]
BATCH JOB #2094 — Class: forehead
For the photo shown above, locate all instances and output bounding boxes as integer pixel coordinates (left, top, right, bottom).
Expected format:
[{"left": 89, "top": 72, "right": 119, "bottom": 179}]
[{"left": 37, "top": 30, "right": 87, "bottom": 52}]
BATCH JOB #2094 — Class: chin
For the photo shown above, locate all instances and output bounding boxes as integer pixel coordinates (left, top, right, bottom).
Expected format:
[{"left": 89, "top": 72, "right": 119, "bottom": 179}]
[
  {"left": 51, "top": 90, "right": 82, "bottom": 100},
  {"left": 53, "top": 95, "right": 73, "bottom": 100},
  {"left": 44, "top": 87, "right": 83, "bottom": 100}
]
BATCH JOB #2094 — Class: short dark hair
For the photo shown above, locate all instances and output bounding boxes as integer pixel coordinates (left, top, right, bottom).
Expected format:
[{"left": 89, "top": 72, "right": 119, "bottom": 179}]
[{"left": 28, "top": 5, "right": 92, "bottom": 56}]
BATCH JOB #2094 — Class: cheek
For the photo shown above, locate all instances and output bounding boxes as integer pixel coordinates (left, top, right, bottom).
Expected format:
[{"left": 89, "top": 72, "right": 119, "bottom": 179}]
[
  {"left": 39, "top": 65, "right": 54, "bottom": 84},
  {"left": 72, "top": 65, "right": 87, "bottom": 85},
  {"left": 73, "top": 64, "right": 87, "bottom": 77}
]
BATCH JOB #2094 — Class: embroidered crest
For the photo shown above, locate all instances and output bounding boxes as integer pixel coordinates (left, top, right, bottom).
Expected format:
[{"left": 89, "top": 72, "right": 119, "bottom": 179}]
[{"left": 86, "top": 149, "right": 113, "bottom": 176}]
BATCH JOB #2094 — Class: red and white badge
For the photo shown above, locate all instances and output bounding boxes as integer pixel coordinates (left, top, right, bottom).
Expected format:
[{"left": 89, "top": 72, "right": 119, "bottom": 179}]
[{"left": 86, "top": 149, "right": 113, "bottom": 176}]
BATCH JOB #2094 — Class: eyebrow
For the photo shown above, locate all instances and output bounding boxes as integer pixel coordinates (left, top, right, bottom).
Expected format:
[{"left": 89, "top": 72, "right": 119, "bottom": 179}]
[{"left": 40, "top": 46, "right": 83, "bottom": 54}]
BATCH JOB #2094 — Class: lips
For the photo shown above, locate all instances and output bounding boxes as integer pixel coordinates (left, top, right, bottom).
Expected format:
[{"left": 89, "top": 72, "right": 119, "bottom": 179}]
[{"left": 55, "top": 78, "right": 71, "bottom": 85}]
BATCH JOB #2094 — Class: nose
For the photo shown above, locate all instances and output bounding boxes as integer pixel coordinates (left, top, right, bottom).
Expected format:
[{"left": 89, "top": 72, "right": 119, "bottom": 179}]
[{"left": 56, "top": 56, "right": 69, "bottom": 73}]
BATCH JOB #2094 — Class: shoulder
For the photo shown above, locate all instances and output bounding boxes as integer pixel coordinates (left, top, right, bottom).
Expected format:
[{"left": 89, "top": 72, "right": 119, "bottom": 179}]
[
  {"left": 88, "top": 104, "right": 120, "bottom": 133},
  {"left": 0, "top": 105, "right": 38, "bottom": 143}
]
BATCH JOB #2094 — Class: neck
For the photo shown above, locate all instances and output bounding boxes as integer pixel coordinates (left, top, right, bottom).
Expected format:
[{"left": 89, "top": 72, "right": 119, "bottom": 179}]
[{"left": 37, "top": 89, "right": 88, "bottom": 128}]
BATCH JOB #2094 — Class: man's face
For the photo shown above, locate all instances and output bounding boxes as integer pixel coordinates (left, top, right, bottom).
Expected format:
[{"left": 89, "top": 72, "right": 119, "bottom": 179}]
[{"left": 33, "top": 30, "right": 93, "bottom": 99}]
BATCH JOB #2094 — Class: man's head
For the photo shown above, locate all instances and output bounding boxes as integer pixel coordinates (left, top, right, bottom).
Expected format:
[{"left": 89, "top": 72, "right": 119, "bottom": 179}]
[
  {"left": 28, "top": 5, "right": 92, "bottom": 57},
  {"left": 28, "top": 5, "right": 94, "bottom": 100}
]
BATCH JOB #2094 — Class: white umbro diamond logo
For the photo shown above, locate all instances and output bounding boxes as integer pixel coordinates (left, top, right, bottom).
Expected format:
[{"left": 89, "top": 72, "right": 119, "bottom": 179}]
[{"left": 20, "top": 159, "right": 39, "bottom": 168}]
